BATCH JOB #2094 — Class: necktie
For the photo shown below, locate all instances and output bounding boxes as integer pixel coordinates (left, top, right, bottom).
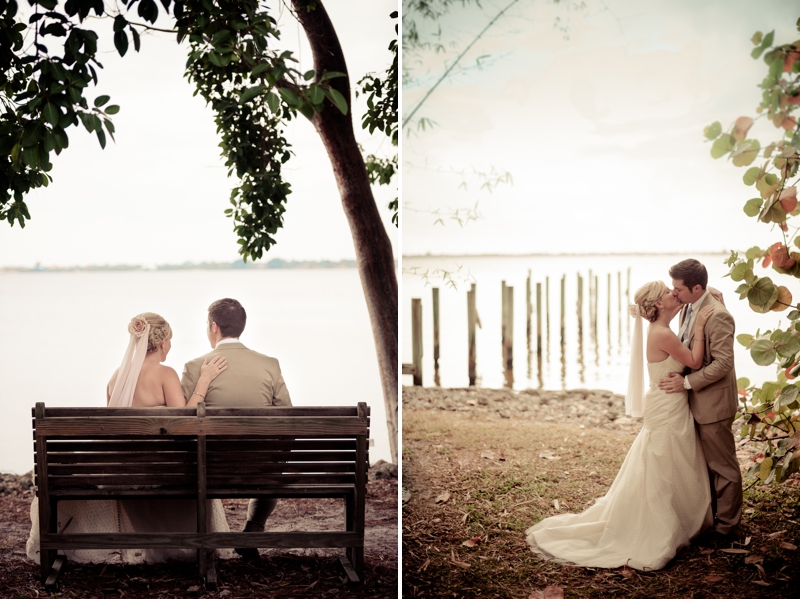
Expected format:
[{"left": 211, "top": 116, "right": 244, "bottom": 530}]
[{"left": 680, "top": 304, "right": 694, "bottom": 344}]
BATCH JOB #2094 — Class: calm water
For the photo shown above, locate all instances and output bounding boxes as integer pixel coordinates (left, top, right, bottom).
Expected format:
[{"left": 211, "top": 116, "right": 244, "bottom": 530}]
[
  {"left": 0, "top": 269, "right": 390, "bottom": 474},
  {"left": 402, "top": 253, "right": 779, "bottom": 393}
]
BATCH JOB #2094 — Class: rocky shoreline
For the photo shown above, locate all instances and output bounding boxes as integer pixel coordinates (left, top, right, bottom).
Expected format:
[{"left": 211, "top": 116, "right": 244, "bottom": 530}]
[{"left": 403, "top": 385, "right": 644, "bottom": 434}]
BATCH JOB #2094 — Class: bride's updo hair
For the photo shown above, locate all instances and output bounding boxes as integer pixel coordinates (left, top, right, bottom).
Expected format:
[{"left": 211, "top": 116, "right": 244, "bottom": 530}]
[
  {"left": 632, "top": 281, "right": 669, "bottom": 323},
  {"left": 135, "top": 312, "right": 172, "bottom": 353}
]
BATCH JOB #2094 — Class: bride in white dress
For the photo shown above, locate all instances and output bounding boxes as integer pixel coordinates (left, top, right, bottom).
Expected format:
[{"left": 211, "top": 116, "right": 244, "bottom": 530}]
[
  {"left": 27, "top": 312, "right": 233, "bottom": 564},
  {"left": 526, "top": 281, "right": 715, "bottom": 571}
]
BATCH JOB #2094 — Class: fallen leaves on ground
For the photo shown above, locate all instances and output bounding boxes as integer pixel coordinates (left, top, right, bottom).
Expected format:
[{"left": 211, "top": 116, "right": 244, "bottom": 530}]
[
  {"left": 529, "top": 585, "right": 564, "bottom": 599},
  {"left": 461, "top": 537, "right": 482, "bottom": 548},
  {"left": 435, "top": 491, "right": 451, "bottom": 504}
]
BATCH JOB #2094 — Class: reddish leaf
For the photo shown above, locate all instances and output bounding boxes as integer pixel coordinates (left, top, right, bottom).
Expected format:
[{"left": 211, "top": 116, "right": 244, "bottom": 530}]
[
  {"left": 745, "top": 554, "right": 764, "bottom": 564},
  {"left": 784, "top": 50, "right": 800, "bottom": 73},
  {"left": 461, "top": 537, "right": 481, "bottom": 548},
  {"left": 529, "top": 586, "right": 565, "bottom": 599},
  {"left": 770, "top": 242, "right": 796, "bottom": 269},
  {"left": 733, "top": 116, "right": 754, "bottom": 141},
  {"left": 720, "top": 548, "right": 749, "bottom": 554},
  {"left": 779, "top": 186, "right": 798, "bottom": 212},
  {"left": 705, "top": 574, "right": 724, "bottom": 582},
  {"left": 782, "top": 116, "right": 797, "bottom": 131},
  {"left": 780, "top": 542, "right": 797, "bottom": 550}
]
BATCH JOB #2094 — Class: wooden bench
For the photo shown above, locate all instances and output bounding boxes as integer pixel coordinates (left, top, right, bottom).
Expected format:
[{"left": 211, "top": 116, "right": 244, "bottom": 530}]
[{"left": 32, "top": 402, "right": 369, "bottom": 588}]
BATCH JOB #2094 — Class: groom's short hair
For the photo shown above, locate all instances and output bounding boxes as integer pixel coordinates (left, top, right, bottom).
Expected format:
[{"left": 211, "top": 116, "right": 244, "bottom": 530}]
[
  {"left": 669, "top": 259, "right": 708, "bottom": 291},
  {"left": 208, "top": 298, "right": 246, "bottom": 338}
]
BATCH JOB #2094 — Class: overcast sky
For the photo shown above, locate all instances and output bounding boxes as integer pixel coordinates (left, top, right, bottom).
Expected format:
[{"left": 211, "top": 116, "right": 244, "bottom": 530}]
[
  {"left": 0, "top": 0, "right": 397, "bottom": 267},
  {"left": 402, "top": 0, "right": 800, "bottom": 256}
]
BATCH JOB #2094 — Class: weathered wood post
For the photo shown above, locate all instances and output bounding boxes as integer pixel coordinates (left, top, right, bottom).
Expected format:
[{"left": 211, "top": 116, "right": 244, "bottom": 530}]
[
  {"left": 545, "top": 276, "right": 551, "bottom": 355},
  {"left": 467, "top": 283, "right": 477, "bottom": 386},
  {"left": 536, "top": 281, "right": 543, "bottom": 386},
  {"left": 526, "top": 271, "right": 532, "bottom": 379},
  {"left": 560, "top": 275, "right": 566, "bottom": 347},
  {"left": 618, "top": 271, "right": 623, "bottom": 349},
  {"left": 577, "top": 272, "right": 585, "bottom": 383},
  {"left": 503, "top": 284, "right": 514, "bottom": 387},
  {"left": 627, "top": 267, "right": 631, "bottom": 337},
  {"left": 411, "top": 298, "right": 423, "bottom": 386},
  {"left": 432, "top": 287, "right": 440, "bottom": 386}
]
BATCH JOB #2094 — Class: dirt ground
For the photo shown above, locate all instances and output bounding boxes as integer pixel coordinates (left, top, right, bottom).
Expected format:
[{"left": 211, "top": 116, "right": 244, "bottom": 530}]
[
  {"left": 0, "top": 470, "right": 398, "bottom": 598},
  {"left": 403, "top": 386, "right": 800, "bottom": 599}
]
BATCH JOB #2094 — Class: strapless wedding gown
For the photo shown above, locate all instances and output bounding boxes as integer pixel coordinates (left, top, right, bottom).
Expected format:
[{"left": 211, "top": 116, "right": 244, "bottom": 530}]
[
  {"left": 525, "top": 356, "right": 713, "bottom": 570},
  {"left": 26, "top": 497, "right": 234, "bottom": 564}
]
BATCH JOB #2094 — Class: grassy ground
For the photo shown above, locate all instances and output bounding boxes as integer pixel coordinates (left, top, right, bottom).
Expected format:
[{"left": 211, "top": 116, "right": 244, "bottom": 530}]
[{"left": 402, "top": 408, "right": 800, "bottom": 598}]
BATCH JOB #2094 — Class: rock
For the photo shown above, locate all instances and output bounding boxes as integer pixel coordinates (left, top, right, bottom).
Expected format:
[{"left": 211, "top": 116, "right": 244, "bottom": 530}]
[{"left": 370, "top": 459, "right": 397, "bottom": 480}]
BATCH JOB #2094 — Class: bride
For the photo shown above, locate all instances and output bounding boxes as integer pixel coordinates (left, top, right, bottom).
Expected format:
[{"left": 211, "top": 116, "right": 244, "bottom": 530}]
[
  {"left": 526, "top": 281, "right": 715, "bottom": 571},
  {"left": 27, "top": 312, "right": 232, "bottom": 564}
]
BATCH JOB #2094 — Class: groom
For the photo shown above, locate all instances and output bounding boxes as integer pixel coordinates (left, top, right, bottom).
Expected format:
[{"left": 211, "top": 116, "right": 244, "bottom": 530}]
[
  {"left": 658, "top": 259, "right": 743, "bottom": 541},
  {"left": 182, "top": 297, "right": 292, "bottom": 559}
]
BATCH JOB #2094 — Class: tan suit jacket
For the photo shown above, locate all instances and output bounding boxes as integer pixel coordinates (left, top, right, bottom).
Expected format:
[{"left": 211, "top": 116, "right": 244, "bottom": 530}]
[
  {"left": 681, "top": 293, "right": 738, "bottom": 424},
  {"left": 180, "top": 341, "right": 291, "bottom": 407}
]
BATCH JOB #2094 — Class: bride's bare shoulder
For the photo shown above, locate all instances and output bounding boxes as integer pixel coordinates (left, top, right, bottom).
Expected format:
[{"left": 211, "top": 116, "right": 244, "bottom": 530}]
[{"left": 156, "top": 364, "right": 180, "bottom": 381}]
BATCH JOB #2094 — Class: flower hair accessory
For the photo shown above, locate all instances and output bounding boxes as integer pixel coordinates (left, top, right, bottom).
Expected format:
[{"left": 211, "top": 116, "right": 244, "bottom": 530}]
[
  {"left": 128, "top": 316, "right": 149, "bottom": 338},
  {"left": 628, "top": 304, "right": 639, "bottom": 318}
]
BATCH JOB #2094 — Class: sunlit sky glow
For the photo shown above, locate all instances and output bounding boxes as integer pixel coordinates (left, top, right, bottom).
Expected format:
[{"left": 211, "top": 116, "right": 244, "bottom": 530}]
[{"left": 402, "top": 0, "right": 800, "bottom": 256}]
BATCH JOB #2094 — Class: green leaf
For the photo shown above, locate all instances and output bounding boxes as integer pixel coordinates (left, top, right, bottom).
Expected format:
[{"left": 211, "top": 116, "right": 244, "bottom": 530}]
[
  {"left": 113, "top": 30, "right": 128, "bottom": 57},
  {"left": 303, "top": 69, "right": 315, "bottom": 81},
  {"left": 752, "top": 31, "right": 763, "bottom": 46},
  {"left": 211, "top": 30, "right": 231, "bottom": 47},
  {"left": 704, "top": 121, "right": 722, "bottom": 140},
  {"left": 710, "top": 134, "right": 734, "bottom": 159},
  {"left": 265, "top": 92, "right": 280, "bottom": 113},
  {"left": 239, "top": 84, "right": 266, "bottom": 104},
  {"left": 309, "top": 84, "right": 324, "bottom": 105},
  {"left": 94, "top": 95, "right": 110, "bottom": 108},
  {"left": 763, "top": 30, "right": 775, "bottom": 49},
  {"left": 738, "top": 377, "right": 751, "bottom": 389},
  {"left": 774, "top": 331, "right": 800, "bottom": 358},
  {"left": 104, "top": 105, "right": 120, "bottom": 115},
  {"left": 732, "top": 139, "right": 760, "bottom": 167},
  {"left": 96, "top": 127, "right": 106, "bottom": 149},
  {"left": 278, "top": 87, "right": 299, "bottom": 106},
  {"left": 751, "top": 338, "right": 778, "bottom": 365},
  {"left": 252, "top": 63, "right": 271, "bottom": 77},
  {"left": 324, "top": 87, "right": 348, "bottom": 115},
  {"left": 744, "top": 197, "right": 764, "bottom": 217},
  {"left": 731, "top": 262, "right": 749, "bottom": 281},
  {"left": 748, "top": 277, "right": 776, "bottom": 306},
  {"left": 743, "top": 167, "right": 761, "bottom": 186},
  {"left": 737, "top": 333, "right": 754, "bottom": 347},
  {"left": 320, "top": 71, "right": 346, "bottom": 81},
  {"left": 759, "top": 457, "right": 774, "bottom": 481},
  {"left": 43, "top": 103, "right": 60, "bottom": 126}
]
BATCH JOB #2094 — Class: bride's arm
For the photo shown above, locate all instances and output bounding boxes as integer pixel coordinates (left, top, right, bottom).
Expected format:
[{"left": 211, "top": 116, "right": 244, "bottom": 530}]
[
  {"left": 163, "top": 357, "right": 228, "bottom": 407},
  {"left": 658, "top": 306, "right": 714, "bottom": 370}
]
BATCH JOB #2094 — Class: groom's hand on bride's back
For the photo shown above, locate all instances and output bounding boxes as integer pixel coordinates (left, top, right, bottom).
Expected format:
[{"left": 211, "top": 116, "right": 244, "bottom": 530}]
[{"left": 658, "top": 371, "right": 685, "bottom": 394}]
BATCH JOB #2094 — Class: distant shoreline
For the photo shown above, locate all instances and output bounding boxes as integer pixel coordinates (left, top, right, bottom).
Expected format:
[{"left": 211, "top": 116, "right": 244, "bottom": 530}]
[
  {"left": 402, "top": 251, "right": 731, "bottom": 259},
  {"left": 0, "top": 258, "right": 358, "bottom": 273}
]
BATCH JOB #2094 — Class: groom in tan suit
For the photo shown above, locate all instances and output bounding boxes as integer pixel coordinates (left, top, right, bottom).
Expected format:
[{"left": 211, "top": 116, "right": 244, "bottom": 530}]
[
  {"left": 181, "top": 298, "right": 291, "bottom": 558},
  {"left": 659, "top": 259, "right": 742, "bottom": 540}
]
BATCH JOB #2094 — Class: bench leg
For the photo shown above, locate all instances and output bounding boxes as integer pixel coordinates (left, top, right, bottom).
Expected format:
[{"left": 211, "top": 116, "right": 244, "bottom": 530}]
[
  {"left": 41, "top": 503, "right": 60, "bottom": 584},
  {"left": 43, "top": 555, "right": 66, "bottom": 589},
  {"left": 205, "top": 551, "right": 217, "bottom": 590},
  {"left": 342, "top": 494, "right": 363, "bottom": 581}
]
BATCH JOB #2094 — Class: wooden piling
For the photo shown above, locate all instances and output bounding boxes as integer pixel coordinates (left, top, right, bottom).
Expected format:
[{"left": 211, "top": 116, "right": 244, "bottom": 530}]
[
  {"left": 536, "top": 281, "right": 543, "bottom": 387},
  {"left": 432, "top": 287, "right": 440, "bottom": 386},
  {"left": 467, "top": 284, "right": 477, "bottom": 386},
  {"left": 526, "top": 271, "right": 532, "bottom": 379},
  {"left": 560, "top": 275, "right": 566, "bottom": 346},
  {"left": 503, "top": 284, "right": 514, "bottom": 387},
  {"left": 411, "top": 298, "right": 423, "bottom": 386},
  {"left": 618, "top": 271, "right": 622, "bottom": 348}
]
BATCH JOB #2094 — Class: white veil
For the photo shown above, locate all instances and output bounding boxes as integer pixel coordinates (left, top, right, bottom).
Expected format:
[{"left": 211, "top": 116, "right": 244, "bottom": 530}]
[
  {"left": 625, "top": 304, "right": 646, "bottom": 418},
  {"left": 108, "top": 316, "right": 150, "bottom": 408}
]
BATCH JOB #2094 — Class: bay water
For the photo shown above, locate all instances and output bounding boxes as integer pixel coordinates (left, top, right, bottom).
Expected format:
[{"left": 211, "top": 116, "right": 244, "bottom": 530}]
[
  {"left": 0, "top": 268, "right": 390, "bottom": 474},
  {"left": 402, "top": 253, "right": 779, "bottom": 394}
]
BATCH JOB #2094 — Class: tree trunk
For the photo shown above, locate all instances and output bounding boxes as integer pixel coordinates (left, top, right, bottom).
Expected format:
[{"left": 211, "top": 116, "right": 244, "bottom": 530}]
[{"left": 292, "top": 0, "right": 398, "bottom": 464}]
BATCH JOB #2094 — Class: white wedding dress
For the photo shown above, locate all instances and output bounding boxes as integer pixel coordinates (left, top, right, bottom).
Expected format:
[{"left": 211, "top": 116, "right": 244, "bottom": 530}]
[
  {"left": 526, "top": 356, "right": 713, "bottom": 570},
  {"left": 26, "top": 496, "right": 234, "bottom": 564}
]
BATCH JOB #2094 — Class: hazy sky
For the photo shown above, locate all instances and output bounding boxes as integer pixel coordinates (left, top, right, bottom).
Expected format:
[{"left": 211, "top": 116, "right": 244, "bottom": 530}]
[
  {"left": 402, "top": 0, "right": 800, "bottom": 256},
  {"left": 1, "top": 0, "right": 397, "bottom": 267}
]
